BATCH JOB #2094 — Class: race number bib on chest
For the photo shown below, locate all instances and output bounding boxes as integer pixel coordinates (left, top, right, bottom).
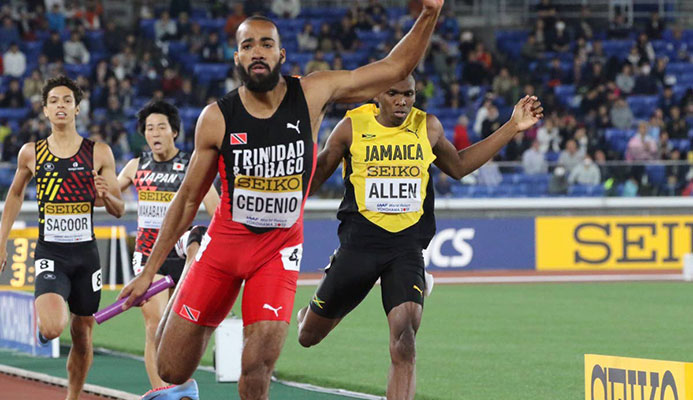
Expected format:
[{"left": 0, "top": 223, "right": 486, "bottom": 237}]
[
  {"left": 137, "top": 191, "right": 175, "bottom": 229},
  {"left": 364, "top": 178, "right": 422, "bottom": 213},
  {"left": 43, "top": 202, "right": 92, "bottom": 242},
  {"left": 232, "top": 174, "right": 303, "bottom": 228}
]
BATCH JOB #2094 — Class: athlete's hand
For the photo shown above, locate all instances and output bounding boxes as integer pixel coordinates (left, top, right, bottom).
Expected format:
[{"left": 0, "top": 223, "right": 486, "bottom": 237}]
[
  {"left": 118, "top": 273, "right": 154, "bottom": 310},
  {"left": 510, "top": 95, "right": 544, "bottom": 132},
  {"left": 422, "top": 0, "right": 444, "bottom": 12},
  {"left": 93, "top": 169, "right": 109, "bottom": 198}
]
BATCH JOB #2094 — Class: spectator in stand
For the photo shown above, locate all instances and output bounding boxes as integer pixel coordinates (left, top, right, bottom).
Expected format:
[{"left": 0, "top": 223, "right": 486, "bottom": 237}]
[
  {"left": 0, "top": 17, "right": 20, "bottom": 51},
  {"left": 297, "top": 23, "right": 318, "bottom": 52},
  {"left": 667, "top": 106, "right": 689, "bottom": 139},
  {"left": 63, "top": 31, "right": 90, "bottom": 64},
  {"left": 558, "top": 139, "right": 585, "bottom": 173},
  {"left": 492, "top": 67, "right": 514, "bottom": 103},
  {"left": 477, "top": 159, "right": 502, "bottom": 186},
  {"left": 615, "top": 63, "right": 635, "bottom": 94},
  {"left": 646, "top": 11, "right": 665, "bottom": 39},
  {"left": 666, "top": 149, "right": 687, "bottom": 191},
  {"left": 118, "top": 78, "right": 134, "bottom": 110},
  {"left": 318, "top": 22, "right": 335, "bottom": 52},
  {"left": 547, "top": 58, "right": 565, "bottom": 88},
  {"left": 522, "top": 139, "right": 548, "bottom": 174},
  {"left": 169, "top": 0, "right": 191, "bottom": 18},
  {"left": 224, "top": 3, "right": 246, "bottom": 37},
  {"left": 551, "top": 21, "right": 570, "bottom": 53},
  {"left": 434, "top": 171, "right": 452, "bottom": 197},
  {"left": 222, "top": 36, "right": 237, "bottom": 62},
  {"left": 105, "top": 95, "right": 126, "bottom": 123},
  {"left": 305, "top": 50, "right": 330, "bottom": 75},
  {"left": 473, "top": 98, "right": 493, "bottom": 135},
  {"left": 200, "top": 31, "right": 224, "bottom": 62},
  {"left": 177, "top": 77, "right": 206, "bottom": 107},
  {"left": 633, "top": 61, "right": 658, "bottom": 95},
  {"left": 568, "top": 153, "right": 601, "bottom": 185},
  {"left": 626, "top": 45, "right": 641, "bottom": 66},
  {"left": 154, "top": 10, "right": 177, "bottom": 42},
  {"left": 453, "top": 115, "right": 471, "bottom": 150},
  {"left": 103, "top": 20, "right": 123, "bottom": 54},
  {"left": 658, "top": 85, "right": 676, "bottom": 118},
  {"left": 652, "top": 57, "right": 669, "bottom": 87},
  {"left": 3, "top": 43, "right": 26, "bottom": 78},
  {"left": 176, "top": 11, "right": 192, "bottom": 40},
  {"left": 573, "top": 36, "right": 592, "bottom": 60},
  {"left": 475, "top": 42, "right": 492, "bottom": 70},
  {"left": 244, "top": 0, "right": 269, "bottom": 15},
  {"left": 622, "top": 175, "right": 639, "bottom": 197},
  {"left": 636, "top": 33, "right": 655, "bottom": 64},
  {"left": 481, "top": 106, "right": 501, "bottom": 139},
  {"left": 74, "top": 1, "right": 102, "bottom": 30},
  {"left": 271, "top": 0, "right": 301, "bottom": 19},
  {"left": 536, "top": 119, "right": 560, "bottom": 153},
  {"left": 92, "top": 59, "right": 114, "bottom": 89},
  {"left": 186, "top": 22, "right": 206, "bottom": 55},
  {"left": 331, "top": 54, "right": 343, "bottom": 70},
  {"left": 657, "top": 131, "right": 673, "bottom": 159},
  {"left": 22, "top": 69, "right": 43, "bottom": 100},
  {"left": 573, "top": 6, "right": 594, "bottom": 40},
  {"left": 115, "top": 46, "right": 137, "bottom": 77},
  {"left": 335, "top": 15, "right": 359, "bottom": 52},
  {"left": 46, "top": 3, "right": 65, "bottom": 32},
  {"left": 0, "top": 79, "right": 25, "bottom": 108},
  {"left": 594, "top": 104, "right": 612, "bottom": 130},
  {"left": 610, "top": 97, "right": 634, "bottom": 130},
  {"left": 462, "top": 50, "right": 488, "bottom": 86},
  {"left": 521, "top": 33, "right": 541, "bottom": 61},
  {"left": 608, "top": 13, "right": 629, "bottom": 39},
  {"left": 444, "top": 81, "right": 464, "bottom": 109},
  {"left": 161, "top": 67, "right": 183, "bottom": 97},
  {"left": 626, "top": 122, "right": 658, "bottom": 161},
  {"left": 505, "top": 130, "right": 528, "bottom": 161},
  {"left": 548, "top": 166, "right": 568, "bottom": 195}
]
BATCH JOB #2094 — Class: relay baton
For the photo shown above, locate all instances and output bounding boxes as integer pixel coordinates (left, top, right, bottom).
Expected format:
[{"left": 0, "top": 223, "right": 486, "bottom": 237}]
[{"left": 94, "top": 275, "right": 175, "bottom": 324}]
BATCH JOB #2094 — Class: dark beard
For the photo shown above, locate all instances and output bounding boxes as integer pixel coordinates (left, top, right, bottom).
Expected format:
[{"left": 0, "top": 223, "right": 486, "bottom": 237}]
[{"left": 236, "top": 61, "right": 281, "bottom": 92}]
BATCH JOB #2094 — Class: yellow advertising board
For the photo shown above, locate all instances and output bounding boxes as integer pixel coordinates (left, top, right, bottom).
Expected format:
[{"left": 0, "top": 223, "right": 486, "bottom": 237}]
[
  {"left": 536, "top": 216, "right": 693, "bottom": 270},
  {"left": 585, "top": 354, "right": 693, "bottom": 400}
]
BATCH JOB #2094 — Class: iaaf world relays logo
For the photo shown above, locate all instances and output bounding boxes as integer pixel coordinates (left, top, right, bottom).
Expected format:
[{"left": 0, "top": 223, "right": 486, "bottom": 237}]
[{"left": 584, "top": 354, "right": 688, "bottom": 400}]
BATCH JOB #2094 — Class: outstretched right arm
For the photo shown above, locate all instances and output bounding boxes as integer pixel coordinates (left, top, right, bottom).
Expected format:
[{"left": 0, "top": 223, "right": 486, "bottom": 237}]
[
  {"left": 118, "top": 104, "right": 223, "bottom": 308},
  {"left": 0, "top": 143, "right": 35, "bottom": 273}
]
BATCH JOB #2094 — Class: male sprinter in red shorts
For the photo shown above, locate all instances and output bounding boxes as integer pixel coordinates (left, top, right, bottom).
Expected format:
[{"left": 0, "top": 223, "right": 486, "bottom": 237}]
[
  {"left": 119, "top": 1, "right": 444, "bottom": 398},
  {"left": 296, "top": 76, "right": 543, "bottom": 399}
]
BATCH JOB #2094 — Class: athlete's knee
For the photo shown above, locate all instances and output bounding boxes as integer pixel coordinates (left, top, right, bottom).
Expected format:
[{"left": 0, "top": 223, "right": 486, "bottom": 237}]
[
  {"left": 69, "top": 318, "right": 94, "bottom": 349},
  {"left": 40, "top": 324, "right": 64, "bottom": 340},
  {"left": 157, "top": 359, "right": 191, "bottom": 385},
  {"left": 298, "top": 327, "right": 324, "bottom": 348},
  {"left": 390, "top": 325, "right": 416, "bottom": 363}
]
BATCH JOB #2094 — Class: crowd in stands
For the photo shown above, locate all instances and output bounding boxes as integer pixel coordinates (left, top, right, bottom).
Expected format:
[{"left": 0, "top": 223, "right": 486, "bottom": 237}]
[{"left": 0, "top": 0, "right": 691, "bottom": 198}]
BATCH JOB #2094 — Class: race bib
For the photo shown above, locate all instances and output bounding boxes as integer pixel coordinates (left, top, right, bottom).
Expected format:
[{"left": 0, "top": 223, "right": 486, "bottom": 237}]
[
  {"left": 132, "top": 251, "right": 143, "bottom": 275},
  {"left": 34, "top": 259, "right": 55, "bottom": 276},
  {"left": 43, "top": 202, "right": 92, "bottom": 242},
  {"left": 364, "top": 178, "right": 421, "bottom": 213},
  {"left": 137, "top": 191, "right": 175, "bottom": 229},
  {"left": 279, "top": 243, "right": 302, "bottom": 272},
  {"left": 232, "top": 174, "right": 303, "bottom": 228}
]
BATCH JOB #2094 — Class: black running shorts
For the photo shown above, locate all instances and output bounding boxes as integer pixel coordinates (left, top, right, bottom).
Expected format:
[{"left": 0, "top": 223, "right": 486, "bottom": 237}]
[
  {"left": 33, "top": 240, "right": 102, "bottom": 316},
  {"left": 309, "top": 246, "right": 426, "bottom": 319}
]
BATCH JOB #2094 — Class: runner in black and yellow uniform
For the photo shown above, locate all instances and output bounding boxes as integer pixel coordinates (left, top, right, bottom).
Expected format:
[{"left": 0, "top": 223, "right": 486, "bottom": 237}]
[
  {"left": 297, "top": 76, "right": 544, "bottom": 399},
  {"left": 0, "top": 76, "right": 124, "bottom": 400},
  {"left": 117, "top": 100, "right": 218, "bottom": 391}
]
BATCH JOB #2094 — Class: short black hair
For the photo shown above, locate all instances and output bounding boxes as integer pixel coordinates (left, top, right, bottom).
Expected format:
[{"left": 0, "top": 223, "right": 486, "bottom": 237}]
[
  {"left": 42, "top": 75, "right": 82, "bottom": 106},
  {"left": 136, "top": 100, "right": 181, "bottom": 137},
  {"left": 237, "top": 15, "right": 281, "bottom": 43}
]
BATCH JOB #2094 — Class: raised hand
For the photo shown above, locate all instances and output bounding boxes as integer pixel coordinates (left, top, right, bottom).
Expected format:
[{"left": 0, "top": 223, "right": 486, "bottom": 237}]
[{"left": 511, "top": 95, "right": 544, "bottom": 132}]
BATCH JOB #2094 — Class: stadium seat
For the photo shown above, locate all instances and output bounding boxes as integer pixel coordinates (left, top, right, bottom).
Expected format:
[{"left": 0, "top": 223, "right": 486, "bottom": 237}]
[
  {"left": 645, "top": 164, "right": 667, "bottom": 186},
  {"left": 0, "top": 107, "right": 29, "bottom": 120},
  {"left": 192, "top": 63, "right": 229, "bottom": 84},
  {"left": 626, "top": 95, "right": 659, "bottom": 119}
]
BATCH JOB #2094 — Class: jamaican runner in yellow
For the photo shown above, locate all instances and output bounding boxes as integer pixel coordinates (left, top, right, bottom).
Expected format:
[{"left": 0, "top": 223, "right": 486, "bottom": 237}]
[{"left": 297, "top": 75, "right": 543, "bottom": 399}]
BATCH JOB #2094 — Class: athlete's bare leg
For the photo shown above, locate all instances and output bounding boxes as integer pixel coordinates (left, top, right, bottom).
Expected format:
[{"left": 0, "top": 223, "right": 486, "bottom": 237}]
[
  {"left": 155, "top": 242, "right": 199, "bottom": 349},
  {"left": 239, "top": 321, "right": 288, "bottom": 400},
  {"left": 35, "top": 293, "right": 69, "bottom": 339},
  {"left": 296, "top": 307, "right": 341, "bottom": 347},
  {"left": 141, "top": 274, "right": 169, "bottom": 388},
  {"left": 66, "top": 314, "right": 95, "bottom": 400},
  {"left": 386, "top": 301, "right": 422, "bottom": 400},
  {"left": 156, "top": 312, "right": 215, "bottom": 385}
]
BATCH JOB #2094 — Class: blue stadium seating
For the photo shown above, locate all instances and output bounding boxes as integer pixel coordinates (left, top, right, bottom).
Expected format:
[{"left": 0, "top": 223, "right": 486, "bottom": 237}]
[
  {"left": 626, "top": 95, "right": 659, "bottom": 119},
  {"left": 192, "top": 63, "right": 229, "bottom": 84}
]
